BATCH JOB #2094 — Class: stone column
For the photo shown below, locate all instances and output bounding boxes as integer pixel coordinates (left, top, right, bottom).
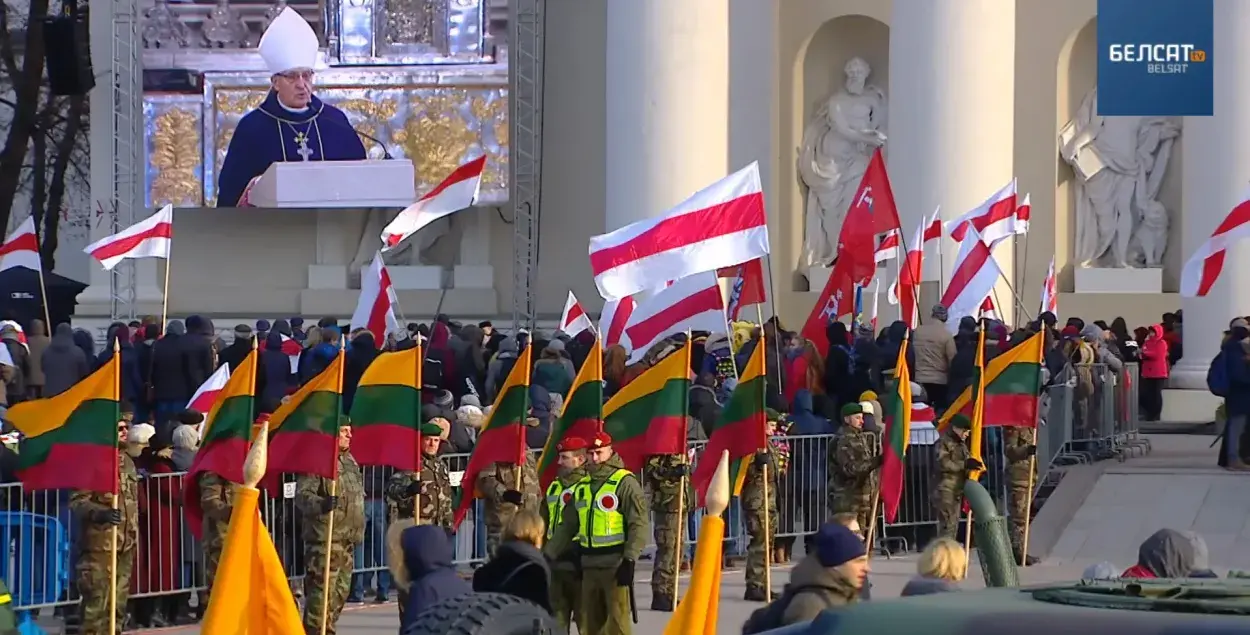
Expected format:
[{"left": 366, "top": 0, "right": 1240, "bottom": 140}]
[
  {"left": 604, "top": 0, "right": 729, "bottom": 235},
  {"left": 1172, "top": 0, "right": 1250, "bottom": 389},
  {"left": 887, "top": 0, "right": 1017, "bottom": 321}
]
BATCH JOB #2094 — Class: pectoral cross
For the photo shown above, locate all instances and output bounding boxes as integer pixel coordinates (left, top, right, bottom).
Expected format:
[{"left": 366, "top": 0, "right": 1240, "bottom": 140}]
[{"left": 294, "top": 131, "right": 314, "bottom": 161}]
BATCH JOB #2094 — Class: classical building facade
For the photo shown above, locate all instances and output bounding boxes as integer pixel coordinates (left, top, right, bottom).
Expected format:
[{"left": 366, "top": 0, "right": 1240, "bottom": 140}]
[{"left": 81, "top": 0, "right": 1249, "bottom": 390}]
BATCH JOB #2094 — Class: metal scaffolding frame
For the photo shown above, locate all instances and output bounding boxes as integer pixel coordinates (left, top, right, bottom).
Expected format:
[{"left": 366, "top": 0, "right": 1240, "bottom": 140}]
[
  {"left": 508, "top": 0, "right": 545, "bottom": 332},
  {"left": 110, "top": 0, "right": 143, "bottom": 320}
]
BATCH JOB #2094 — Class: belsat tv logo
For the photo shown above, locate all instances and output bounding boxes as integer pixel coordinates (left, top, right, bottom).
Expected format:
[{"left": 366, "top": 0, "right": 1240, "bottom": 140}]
[{"left": 1107, "top": 43, "right": 1206, "bottom": 74}]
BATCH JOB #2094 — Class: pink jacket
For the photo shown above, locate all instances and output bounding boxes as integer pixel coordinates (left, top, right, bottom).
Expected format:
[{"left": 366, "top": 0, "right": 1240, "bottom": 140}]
[{"left": 1140, "top": 324, "right": 1170, "bottom": 379}]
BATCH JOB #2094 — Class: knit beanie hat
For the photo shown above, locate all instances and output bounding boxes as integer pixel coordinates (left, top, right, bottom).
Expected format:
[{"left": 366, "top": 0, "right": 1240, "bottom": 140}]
[{"left": 814, "top": 522, "right": 866, "bottom": 567}]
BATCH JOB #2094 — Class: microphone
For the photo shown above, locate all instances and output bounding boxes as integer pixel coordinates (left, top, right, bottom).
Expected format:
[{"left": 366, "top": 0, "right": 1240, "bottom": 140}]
[{"left": 322, "top": 115, "right": 393, "bottom": 160}]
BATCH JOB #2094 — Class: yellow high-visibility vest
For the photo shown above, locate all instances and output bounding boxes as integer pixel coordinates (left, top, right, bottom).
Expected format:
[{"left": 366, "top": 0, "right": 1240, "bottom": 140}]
[
  {"left": 544, "top": 480, "right": 579, "bottom": 540},
  {"left": 573, "top": 469, "right": 631, "bottom": 548}
]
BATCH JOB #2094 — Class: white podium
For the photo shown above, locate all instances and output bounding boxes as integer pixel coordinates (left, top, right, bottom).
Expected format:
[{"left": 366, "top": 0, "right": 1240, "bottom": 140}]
[{"left": 247, "top": 159, "right": 416, "bottom": 208}]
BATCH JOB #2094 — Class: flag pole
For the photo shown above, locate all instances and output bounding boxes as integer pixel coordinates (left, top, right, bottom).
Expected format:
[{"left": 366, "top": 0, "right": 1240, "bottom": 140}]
[
  {"left": 319, "top": 341, "right": 346, "bottom": 635},
  {"left": 160, "top": 208, "right": 173, "bottom": 334},
  {"left": 1021, "top": 430, "right": 1036, "bottom": 567},
  {"left": 35, "top": 264, "right": 52, "bottom": 337},
  {"left": 865, "top": 332, "right": 904, "bottom": 556},
  {"left": 516, "top": 350, "right": 532, "bottom": 491},
  {"left": 108, "top": 340, "right": 120, "bottom": 635},
  {"left": 672, "top": 334, "right": 691, "bottom": 602},
  {"left": 758, "top": 341, "right": 772, "bottom": 599},
  {"left": 964, "top": 320, "right": 988, "bottom": 578},
  {"left": 760, "top": 256, "right": 784, "bottom": 377},
  {"left": 414, "top": 340, "right": 423, "bottom": 526}
]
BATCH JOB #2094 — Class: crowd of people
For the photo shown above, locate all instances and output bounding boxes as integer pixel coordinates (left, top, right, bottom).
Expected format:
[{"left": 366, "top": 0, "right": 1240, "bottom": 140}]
[{"left": 0, "top": 303, "right": 1242, "bottom": 634}]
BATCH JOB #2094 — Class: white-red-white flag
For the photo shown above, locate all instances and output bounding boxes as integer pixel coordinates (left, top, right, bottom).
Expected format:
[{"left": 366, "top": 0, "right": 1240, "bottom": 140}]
[
  {"left": 622, "top": 272, "right": 725, "bottom": 363},
  {"left": 280, "top": 333, "right": 303, "bottom": 373},
  {"left": 187, "top": 364, "right": 231, "bottom": 416},
  {"left": 1181, "top": 190, "right": 1250, "bottom": 297},
  {"left": 0, "top": 216, "right": 41, "bottom": 272},
  {"left": 874, "top": 228, "right": 901, "bottom": 264},
  {"left": 979, "top": 296, "right": 1000, "bottom": 321},
  {"left": 869, "top": 277, "right": 880, "bottom": 332},
  {"left": 0, "top": 320, "right": 28, "bottom": 348},
  {"left": 559, "top": 291, "right": 593, "bottom": 336},
  {"left": 887, "top": 209, "right": 937, "bottom": 328},
  {"left": 381, "top": 156, "right": 486, "bottom": 251},
  {"left": 589, "top": 162, "right": 768, "bottom": 300},
  {"left": 1040, "top": 256, "right": 1058, "bottom": 316},
  {"left": 939, "top": 227, "right": 1003, "bottom": 332},
  {"left": 85, "top": 204, "right": 173, "bottom": 270},
  {"left": 350, "top": 252, "right": 402, "bottom": 348},
  {"left": 598, "top": 296, "right": 636, "bottom": 349},
  {"left": 947, "top": 180, "right": 1024, "bottom": 247}
]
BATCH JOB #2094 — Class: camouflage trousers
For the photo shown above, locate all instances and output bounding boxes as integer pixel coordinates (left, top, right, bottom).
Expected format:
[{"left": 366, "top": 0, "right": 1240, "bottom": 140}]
[
  {"left": 1008, "top": 479, "right": 1031, "bottom": 554},
  {"left": 933, "top": 484, "right": 963, "bottom": 541},
  {"left": 828, "top": 490, "right": 874, "bottom": 537},
  {"left": 651, "top": 511, "right": 683, "bottom": 598},
  {"left": 302, "top": 541, "right": 355, "bottom": 635},
  {"left": 581, "top": 566, "right": 631, "bottom": 635},
  {"left": 78, "top": 547, "right": 134, "bottom": 635},
  {"left": 550, "top": 567, "right": 583, "bottom": 633},
  {"left": 743, "top": 502, "right": 777, "bottom": 593}
]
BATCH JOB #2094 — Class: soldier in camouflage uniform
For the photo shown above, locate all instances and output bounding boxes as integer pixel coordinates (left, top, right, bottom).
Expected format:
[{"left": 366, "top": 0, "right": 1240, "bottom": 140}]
[
  {"left": 71, "top": 416, "right": 139, "bottom": 635},
  {"left": 741, "top": 417, "right": 780, "bottom": 602},
  {"left": 296, "top": 424, "right": 366, "bottom": 635},
  {"left": 385, "top": 421, "right": 453, "bottom": 529},
  {"left": 477, "top": 419, "right": 541, "bottom": 557},
  {"left": 643, "top": 445, "right": 692, "bottom": 611},
  {"left": 1003, "top": 426, "right": 1040, "bottom": 565},
  {"left": 542, "top": 437, "right": 589, "bottom": 632},
  {"left": 827, "top": 403, "right": 883, "bottom": 536},
  {"left": 933, "top": 414, "right": 979, "bottom": 541}
]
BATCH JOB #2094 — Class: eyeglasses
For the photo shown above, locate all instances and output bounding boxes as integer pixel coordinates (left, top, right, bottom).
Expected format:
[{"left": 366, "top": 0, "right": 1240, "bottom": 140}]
[{"left": 277, "top": 70, "right": 315, "bottom": 82}]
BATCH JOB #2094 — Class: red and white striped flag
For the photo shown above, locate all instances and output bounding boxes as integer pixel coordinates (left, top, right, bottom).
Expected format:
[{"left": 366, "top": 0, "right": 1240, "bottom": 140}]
[
  {"left": 279, "top": 333, "right": 303, "bottom": 373},
  {"left": 381, "top": 156, "right": 486, "bottom": 251},
  {"left": 717, "top": 259, "right": 766, "bottom": 321},
  {"left": 874, "top": 228, "right": 901, "bottom": 264},
  {"left": 979, "top": 296, "right": 999, "bottom": 321},
  {"left": 187, "top": 364, "right": 231, "bottom": 416},
  {"left": 559, "top": 291, "right": 593, "bottom": 336},
  {"left": 1016, "top": 193, "right": 1032, "bottom": 229},
  {"left": 947, "top": 180, "right": 1024, "bottom": 247},
  {"left": 350, "top": 252, "right": 402, "bottom": 348},
  {"left": 869, "top": 277, "right": 880, "bottom": 331},
  {"left": 622, "top": 272, "right": 725, "bottom": 363},
  {"left": 1181, "top": 190, "right": 1250, "bottom": 297},
  {"left": 0, "top": 216, "right": 41, "bottom": 272},
  {"left": 85, "top": 204, "right": 173, "bottom": 270},
  {"left": 887, "top": 209, "right": 938, "bottom": 328},
  {"left": 939, "top": 227, "right": 1003, "bottom": 332},
  {"left": 588, "top": 162, "right": 768, "bottom": 300},
  {"left": 1040, "top": 256, "right": 1058, "bottom": 316},
  {"left": 599, "top": 296, "right": 635, "bottom": 350},
  {"left": 0, "top": 321, "right": 26, "bottom": 348}
]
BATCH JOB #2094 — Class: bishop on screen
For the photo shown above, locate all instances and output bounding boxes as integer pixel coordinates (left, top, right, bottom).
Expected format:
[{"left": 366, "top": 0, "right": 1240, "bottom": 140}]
[{"left": 215, "top": 8, "right": 367, "bottom": 207}]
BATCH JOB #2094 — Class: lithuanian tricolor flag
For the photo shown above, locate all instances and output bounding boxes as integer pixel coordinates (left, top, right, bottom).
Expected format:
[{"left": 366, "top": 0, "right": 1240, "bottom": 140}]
[
  {"left": 454, "top": 344, "right": 532, "bottom": 528},
  {"left": 938, "top": 330, "right": 1046, "bottom": 432},
  {"left": 693, "top": 341, "right": 768, "bottom": 507},
  {"left": 183, "top": 347, "right": 258, "bottom": 538},
  {"left": 7, "top": 349, "right": 120, "bottom": 493},
  {"left": 538, "top": 338, "right": 602, "bottom": 489},
  {"left": 880, "top": 337, "right": 913, "bottom": 523},
  {"left": 267, "top": 346, "right": 346, "bottom": 484},
  {"left": 350, "top": 346, "right": 423, "bottom": 471},
  {"left": 602, "top": 342, "right": 691, "bottom": 473}
]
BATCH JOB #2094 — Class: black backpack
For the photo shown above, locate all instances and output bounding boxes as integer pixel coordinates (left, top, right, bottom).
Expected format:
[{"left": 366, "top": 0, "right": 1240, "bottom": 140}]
[
  {"left": 422, "top": 355, "right": 445, "bottom": 394},
  {"left": 741, "top": 585, "right": 830, "bottom": 634}
]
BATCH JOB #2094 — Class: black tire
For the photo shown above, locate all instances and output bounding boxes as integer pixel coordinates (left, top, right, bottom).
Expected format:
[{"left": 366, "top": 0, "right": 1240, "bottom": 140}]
[{"left": 404, "top": 592, "right": 561, "bottom": 635}]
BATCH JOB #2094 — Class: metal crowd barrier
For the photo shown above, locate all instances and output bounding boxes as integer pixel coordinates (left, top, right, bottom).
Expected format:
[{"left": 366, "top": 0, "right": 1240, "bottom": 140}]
[{"left": 2, "top": 366, "right": 1138, "bottom": 613}]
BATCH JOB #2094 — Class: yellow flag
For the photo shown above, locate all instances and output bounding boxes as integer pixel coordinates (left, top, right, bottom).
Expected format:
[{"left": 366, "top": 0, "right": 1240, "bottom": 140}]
[
  {"left": 969, "top": 326, "right": 988, "bottom": 482},
  {"left": 200, "top": 487, "right": 304, "bottom": 634},
  {"left": 664, "top": 451, "right": 729, "bottom": 635}
]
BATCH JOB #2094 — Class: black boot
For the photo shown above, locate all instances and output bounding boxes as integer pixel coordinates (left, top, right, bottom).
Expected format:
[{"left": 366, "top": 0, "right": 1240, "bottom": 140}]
[
  {"left": 650, "top": 593, "right": 675, "bottom": 612},
  {"left": 743, "top": 587, "right": 769, "bottom": 602}
]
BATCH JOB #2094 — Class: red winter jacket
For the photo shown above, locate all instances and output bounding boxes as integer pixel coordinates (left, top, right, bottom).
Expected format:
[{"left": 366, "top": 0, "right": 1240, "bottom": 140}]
[{"left": 1140, "top": 324, "right": 1170, "bottom": 379}]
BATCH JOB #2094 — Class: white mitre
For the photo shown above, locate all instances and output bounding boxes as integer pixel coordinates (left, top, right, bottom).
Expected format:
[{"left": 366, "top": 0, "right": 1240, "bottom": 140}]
[{"left": 258, "top": 7, "right": 319, "bottom": 74}]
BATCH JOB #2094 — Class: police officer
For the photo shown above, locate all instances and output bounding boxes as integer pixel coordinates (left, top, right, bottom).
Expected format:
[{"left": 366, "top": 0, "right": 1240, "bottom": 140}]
[
  {"left": 296, "top": 423, "right": 366, "bottom": 635},
  {"left": 71, "top": 413, "right": 139, "bottom": 635},
  {"left": 643, "top": 447, "right": 691, "bottom": 612},
  {"left": 385, "top": 421, "right": 453, "bottom": 529},
  {"left": 545, "top": 432, "right": 647, "bottom": 635},
  {"left": 542, "top": 437, "right": 589, "bottom": 632},
  {"left": 933, "top": 414, "right": 979, "bottom": 540},
  {"left": 1003, "top": 426, "right": 1040, "bottom": 565},
  {"left": 827, "top": 402, "right": 883, "bottom": 535}
]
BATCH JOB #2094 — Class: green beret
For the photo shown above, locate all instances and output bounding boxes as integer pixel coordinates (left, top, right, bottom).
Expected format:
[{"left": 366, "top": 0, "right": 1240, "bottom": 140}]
[
  {"left": 419, "top": 422, "right": 444, "bottom": 437},
  {"left": 840, "top": 403, "right": 863, "bottom": 418},
  {"left": 764, "top": 408, "right": 782, "bottom": 422},
  {"left": 949, "top": 414, "right": 973, "bottom": 430}
]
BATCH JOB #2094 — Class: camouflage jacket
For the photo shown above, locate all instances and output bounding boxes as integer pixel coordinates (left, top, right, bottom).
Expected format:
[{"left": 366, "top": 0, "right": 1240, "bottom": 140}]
[
  {"left": 644, "top": 454, "right": 693, "bottom": 513},
  {"left": 477, "top": 453, "right": 541, "bottom": 512},
  {"left": 70, "top": 453, "right": 139, "bottom": 552},
  {"left": 933, "top": 429, "right": 972, "bottom": 495},
  {"left": 1002, "top": 427, "right": 1037, "bottom": 483},
  {"left": 197, "top": 472, "right": 239, "bottom": 525},
  {"left": 295, "top": 449, "right": 366, "bottom": 546},
  {"left": 384, "top": 451, "right": 453, "bottom": 529},
  {"left": 828, "top": 426, "right": 880, "bottom": 497},
  {"left": 741, "top": 445, "right": 780, "bottom": 513}
]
